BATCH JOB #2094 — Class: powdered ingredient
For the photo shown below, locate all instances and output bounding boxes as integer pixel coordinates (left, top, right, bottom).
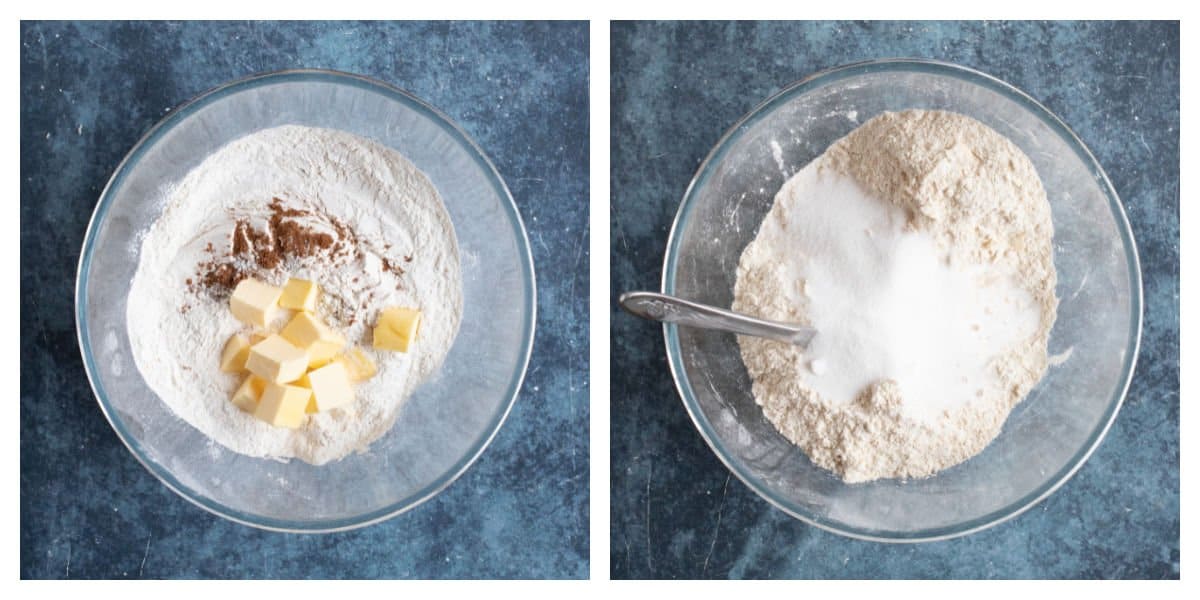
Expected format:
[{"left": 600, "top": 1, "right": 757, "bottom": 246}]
[
  {"left": 733, "top": 110, "right": 1057, "bottom": 483},
  {"left": 127, "top": 125, "right": 463, "bottom": 465}
]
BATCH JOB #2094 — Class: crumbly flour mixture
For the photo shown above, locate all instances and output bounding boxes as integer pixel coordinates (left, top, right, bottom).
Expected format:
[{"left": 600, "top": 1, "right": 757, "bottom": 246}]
[
  {"left": 733, "top": 110, "right": 1057, "bottom": 483},
  {"left": 127, "top": 125, "right": 462, "bottom": 465}
]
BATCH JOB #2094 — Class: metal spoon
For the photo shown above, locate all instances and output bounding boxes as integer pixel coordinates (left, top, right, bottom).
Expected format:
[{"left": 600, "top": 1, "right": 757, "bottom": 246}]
[{"left": 618, "top": 291, "right": 817, "bottom": 349}]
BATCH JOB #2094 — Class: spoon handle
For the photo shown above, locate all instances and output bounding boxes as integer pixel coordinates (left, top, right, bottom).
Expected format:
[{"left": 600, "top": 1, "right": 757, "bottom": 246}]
[{"left": 618, "top": 291, "right": 816, "bottom": 348}]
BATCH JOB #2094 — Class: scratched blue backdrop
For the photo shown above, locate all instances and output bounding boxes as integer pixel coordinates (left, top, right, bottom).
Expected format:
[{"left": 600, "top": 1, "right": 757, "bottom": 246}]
[
  {"left": 21, "top": 21, "right": 589, "bottom": 579},
  {"left": 610, "top": 20, "right": 1179, "bottom": 579}
]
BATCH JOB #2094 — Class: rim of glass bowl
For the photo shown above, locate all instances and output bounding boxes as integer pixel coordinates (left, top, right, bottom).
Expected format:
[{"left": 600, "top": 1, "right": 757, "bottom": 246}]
[
  {"left": 661, "top": 58, "right": 1143, "bottom": 543},
  {"left": 75, "top": 69, "right": 537, "bottom": 533}
]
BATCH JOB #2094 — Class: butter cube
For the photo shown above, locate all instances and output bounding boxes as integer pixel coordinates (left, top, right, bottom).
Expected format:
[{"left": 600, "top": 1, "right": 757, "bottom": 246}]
[
  {"left": 280, "top": 278, "right": 319, "bottom": 312},
  {"left": 230, "top": 278, "right": 282, "bottom": 327},
  {"left": 281, "top": 312, "right": 345, "bottom": 368},
  {"left": 307, "top": 356, "right": 335, "bottom": 370},
  {"left": 372, "top": 326, "right": 407, "bottom": 353},
  {"left": 230, "top": 375, "right": 266, "bottom": 413},
  {"left": 291, "top": 373, "right": 325, "bottom": 414},
  {"left": 336, "top": 348, "right": 377, "bottom": 382},
  {"left": 245, "top": 334, "right": 308, "bottom": 384},
  {"left": 373, "top": 307, "right": 422, "bottom": 352},
  {"left": 305, "top": 361, "right": 355, "bottom": 413},
  {"left": 219, "top": 334, "right": 252, "bottom": 373},
  {"left": 254, "top": 382, "right": 311, "bottom": 428},
  {"left": 292, "top": 372, "right": 319, "bottom": 413}
]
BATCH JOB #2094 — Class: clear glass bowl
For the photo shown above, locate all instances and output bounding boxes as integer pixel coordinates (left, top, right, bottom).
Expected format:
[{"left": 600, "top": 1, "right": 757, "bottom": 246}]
[
  {"left": 663, "top": 59, "right": 1142, "bottom": 542},
  {"left": 76, "top": 70, "right": 536, "bottom": 532}
]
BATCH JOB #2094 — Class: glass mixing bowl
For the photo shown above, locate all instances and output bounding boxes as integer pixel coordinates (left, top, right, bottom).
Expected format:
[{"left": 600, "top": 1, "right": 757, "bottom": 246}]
[
  {"left": 76, "top": 70, "right": 535, "bottom": 532},
  {"left": 663, "top": 59, "right": 1142, "bottom": 542}
]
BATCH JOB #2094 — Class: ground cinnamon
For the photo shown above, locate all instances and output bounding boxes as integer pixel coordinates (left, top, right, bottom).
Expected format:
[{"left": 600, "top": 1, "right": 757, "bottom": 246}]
[{"left": 191, "top": 197, "right": 347, "bottom": 298}]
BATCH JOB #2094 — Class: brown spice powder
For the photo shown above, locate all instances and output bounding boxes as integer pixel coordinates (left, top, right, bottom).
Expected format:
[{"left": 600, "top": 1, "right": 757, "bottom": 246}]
[
  {"left": 192, "top": 197, "right": 347, "bottom": 297},
  {"left": 381, "top": 257, "right": 405, "bottom": 276}
]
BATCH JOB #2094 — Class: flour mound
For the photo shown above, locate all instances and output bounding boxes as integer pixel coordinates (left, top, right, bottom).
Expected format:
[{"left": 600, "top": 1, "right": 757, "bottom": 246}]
[
  {"left": 733, "top": 110, "right": 1057, "bottom": 483},
  {"left": 127, "top": 125, "right": 462, "bottom": 465}
]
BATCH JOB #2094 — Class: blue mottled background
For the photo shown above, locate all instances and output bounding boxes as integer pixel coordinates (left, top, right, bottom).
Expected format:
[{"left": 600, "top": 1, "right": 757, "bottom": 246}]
[
  {"left": 610, "top": 21, "right": 1178, "bottom": 579},
  {"left": 21, "top": 21, "right": 588, "bottom": 579}
]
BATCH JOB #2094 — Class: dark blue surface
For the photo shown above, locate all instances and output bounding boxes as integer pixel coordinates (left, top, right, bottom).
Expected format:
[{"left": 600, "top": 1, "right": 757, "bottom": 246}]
[
  {"left": 21, "top": 21, "right": 589, "bottom": 579},
  {"left": 610, "top": 21, "right": 1179, "bottom": 579}
]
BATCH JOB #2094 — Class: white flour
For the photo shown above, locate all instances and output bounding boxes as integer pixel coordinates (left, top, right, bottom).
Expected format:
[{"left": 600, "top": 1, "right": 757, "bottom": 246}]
[
  {"left": 733, "top": 110, "right": 1057, "bottom": 482},
  {"left": 127, "top": 125, "right": 462, "bottom": 465}
]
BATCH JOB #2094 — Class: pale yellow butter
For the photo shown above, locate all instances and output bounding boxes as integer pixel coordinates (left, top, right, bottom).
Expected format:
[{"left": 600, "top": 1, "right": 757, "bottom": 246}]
[
  {"left": 219, "top": 334, "right": 252, "bottom": 373},
  {"left": 254, "top": 382, "right": 311, "bottom": 428},
  {"left": 335, "top": 348, "right": 377, "bottom": 382},
  {"left": 292, "top": 372, "right": 320, "bottom": 414},
  {"left": 229, "top": 278, "right": 282, "bottom": 327},
  {"left": 245, "top": 334, "right": 308, "bottom": 384},
  {"left": 281, "top": 312, "right": 345, "bottom": 368},
  {"left": 231, "top": 375, "right": 266, "bottom": 413},
  {"left": 305, "top": 361, "right": 355, "bottom": 413},
  {"left": 279, "top": 278, "right": 319, "bottom": 312},
  {"left": 307, "top": 356, "right": 335, "bottom": 370},
  {"left": 373, "top": 307, "right": 421, "bottom": 352}
]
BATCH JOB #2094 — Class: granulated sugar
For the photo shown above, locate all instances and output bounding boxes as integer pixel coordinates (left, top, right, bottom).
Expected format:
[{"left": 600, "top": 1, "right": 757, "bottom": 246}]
[{"left": 760, "top": 163, "right": 1040, "bottom": 423}]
